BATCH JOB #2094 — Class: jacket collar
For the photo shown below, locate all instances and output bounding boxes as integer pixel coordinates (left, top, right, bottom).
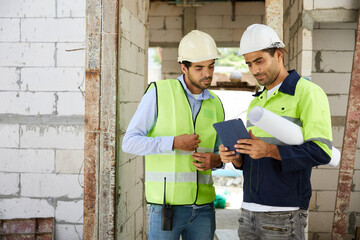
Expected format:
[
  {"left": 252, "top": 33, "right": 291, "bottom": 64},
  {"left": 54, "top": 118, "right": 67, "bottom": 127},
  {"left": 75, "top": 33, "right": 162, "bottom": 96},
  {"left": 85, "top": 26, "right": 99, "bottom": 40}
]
[
  {"left": 177, "top": 74, "right": 214, "bottom": 100},
  {"left": 254, "top": 70, "right": 301, "bottom": 97}
]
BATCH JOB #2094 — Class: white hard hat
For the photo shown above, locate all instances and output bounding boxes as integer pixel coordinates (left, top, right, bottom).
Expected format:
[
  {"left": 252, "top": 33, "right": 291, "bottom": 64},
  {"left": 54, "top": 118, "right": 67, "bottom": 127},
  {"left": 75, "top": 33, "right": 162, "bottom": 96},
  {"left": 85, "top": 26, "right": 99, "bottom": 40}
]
[
  {"left": 178, "top": 30, "right": 221, "bottom": 63},
  {"left": 238, "top": 24, "right": 285, "bottom": 55}
]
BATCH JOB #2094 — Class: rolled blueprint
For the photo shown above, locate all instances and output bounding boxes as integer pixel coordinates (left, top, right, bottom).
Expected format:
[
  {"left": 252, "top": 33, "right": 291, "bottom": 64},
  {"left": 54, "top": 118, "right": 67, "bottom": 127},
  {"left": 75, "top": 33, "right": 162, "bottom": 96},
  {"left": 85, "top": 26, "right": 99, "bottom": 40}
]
[{"left": 248, "top": 106, "right": 340, "bottom": 167}]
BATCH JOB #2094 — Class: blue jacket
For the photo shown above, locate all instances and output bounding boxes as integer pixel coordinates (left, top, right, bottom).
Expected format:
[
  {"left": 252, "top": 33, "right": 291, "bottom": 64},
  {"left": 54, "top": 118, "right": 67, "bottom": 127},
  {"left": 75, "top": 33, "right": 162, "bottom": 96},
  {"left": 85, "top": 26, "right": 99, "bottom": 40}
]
[{"left": 240, "top": 70, "right": 331, "bottom": 210}]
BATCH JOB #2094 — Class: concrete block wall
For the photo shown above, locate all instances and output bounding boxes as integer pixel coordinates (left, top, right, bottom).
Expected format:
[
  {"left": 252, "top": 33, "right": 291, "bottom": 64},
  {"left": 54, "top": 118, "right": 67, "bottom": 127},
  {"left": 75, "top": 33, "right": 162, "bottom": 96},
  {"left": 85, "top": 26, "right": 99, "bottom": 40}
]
[
  {"left": 308, "top": 21, "right": 359, "bottom": 240},
  {"left": 117, "top": 0, "right": 148, "bottom": 239},
  {"left": 149, "top": 1, "right": 264, "bottom": 80},
  {"left": 0, "top": 0, "right": 86, "bottom": 239}
]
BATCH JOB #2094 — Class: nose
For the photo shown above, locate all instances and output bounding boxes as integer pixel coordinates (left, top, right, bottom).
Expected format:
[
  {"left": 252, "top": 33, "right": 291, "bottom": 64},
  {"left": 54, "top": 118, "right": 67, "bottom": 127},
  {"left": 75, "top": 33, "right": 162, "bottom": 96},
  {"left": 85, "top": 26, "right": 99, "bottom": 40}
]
[
  {"left": 250, "top": 65, "right": 260, "bottom": 75},
  {"left": 203, "top": 67, "right": 213, "bottom": 78}
]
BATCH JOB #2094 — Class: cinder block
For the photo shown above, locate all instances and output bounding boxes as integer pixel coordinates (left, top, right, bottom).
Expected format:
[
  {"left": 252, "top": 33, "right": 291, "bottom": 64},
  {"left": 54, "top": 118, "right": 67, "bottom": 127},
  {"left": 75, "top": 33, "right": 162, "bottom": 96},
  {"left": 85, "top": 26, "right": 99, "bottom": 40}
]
[
  {"left": 0, "top": 172, "right": 19, "bottom": 195},
  {"left": 311, "top": 73, "right": 351, "bottom": 95},
  {"left": 300, "top": 28, "right": 313, "bottom": 51},
  {"left": 118, "top": 160, "right": 136, "bottom": 193},
  {"left": 0, "top": 124, "right": 19, "bottom": 148},
  {"left": 304, "top": 0, "right": 314, "bottom": 10},
  {"left": 0, "top": 0, "right": 55, "bottom": 17},
  {"left": 131, "top": 15, "right": 146, "bottom": 49},
  {"left": 161, "top": 48, "right": 177, "bottom": 61},
  {"left": 0, "top": 67, "right": 20, "bottom": 90},
  {"left": 21, "top": 173, "right": 83, "bottom": 198},
  {"left": 55, "top": 200, "right": 83, "bottom": 223},
  {"left": 236, "top": 2, "right": 265, "bottom": 15},
  {"left": 137, "top": 47, "right": 146, "bottom": 75},
  {"left": 149, "top": 2, "right": 183, "bottom": 16},
  {"left": 312, "top": 51, "right": 354, "bottom": 73},
  {"left": 119, "top": 70, "right": 145, "bottom": 102},
  {"left": 313, "top": 29, "right": 355, "bottom": 51},
  {"left": 308, "top": 211, "right": 333, "bottom": 232},
  {"left": 56, "top": 92, "right": 85, "bottom": 116},
  {"left": 57, "top": 0, "right": 86, "bottom": 17},
  {"left": 299, "top": 50, "right": 312, "bottom": 77},
  {"left": 135, "top": 205, "right": 144, "bottom": 237},
  {"left": 309, "top": 191, "right": 317, "bottom": 211},
  {"left": 0, "top": 198, "right": 54, "bottom": 219},
  {"left": 55, "top": 224, "right": 83, "bottom": 240},
  {"left": 222, "top": 15, "right": 262, "bottom": 29},
  {"left": 123, "top": 214, "right": 135, "bottom": 240},
  {"left": 135, "top": 156, "right": 144, "bottom": 185},
  {"left": 352, "top": 170, "right": 360, "bottom": 191},
  {"left": 197, "top": 2, "right": 230, "bottom": 16},
  {"left": 319, "top": 22, "right": 357, "bottom": 29},
  {"left": 56, "top": 43, "right": 86, "bottom": 67},
  {"left": 311, "top": 169, "right": 339, "bottom": 190},
  {"left": 56, "top": 150, "right": 84, "bottom": 174},
  {"left": 0, "top": 149, "right": 54, "bottom": 173},
  {"left": 0, "top": 19, "right": 20, "bottom": 41},
  {"left": 233, "top": 28, "right": 246, "bottom": 42},
  {"left": 120, "top": 38, "right": 139, "bottom": 73},
  {"left": 119, "top": 102, "right": 139, "bottom": 133},
  {"left": 20, "top": 125, "right": 84, "bottom": 149},
  {"left": 316, "top": 191, "right": 336, "bottom": 211},
  {"left": 165, "top": 16, "right": 182, "bottom": 30},
  {"left": 126, "top": 182, "right": 143, "bottom": 216},
  {"left": 197, "top": 28, "right": 233, "bottom": 42},
  {"left": 332, "top": 126, "right": 344, "bottom": 148},
  {"left": 0, "top": 43, "right": 55, "bottom": 67},
  {"left": 123, "top": 0, "right": 138, "bottom": 18},
  {"left": 149, "top": 30, "right": 182, "bottom": 43},
  {"left": 290, "top": 3, "right": 299, "bottom": 31},
  {"left": 196, "top": 16, "right": 222, "bottom": 29},
  {"left": 120, "top": 6, "right": 132, "bottom": 41},
  {"left": 328, "top": 95, "right": 348, "bottom": 116},
  {"left": 21, "top": 18, "right": 85, "bottom": 42},
  {"left": 162, "top": 60, "right": 181, "bottom": 74},
  {"left": 21, "top": 67, "right": 85, "bottom": 92},
  {"left": 355, "top": 150, "right": 360, "bottom": 170},
  {"left": 308, "top": 233, "right": 332, "bottom": 240},
  {"left": 149, "top": 16, "right": 164, "bottom": 29},
  {"left": 0, "top": 92, "right": 54, "bottom": 115},
  {"left": 349, "top": 191, "right": 360, "bottom": 212},
  {"left": 314, "top": 0, "right": 360, "bottom": 9}
]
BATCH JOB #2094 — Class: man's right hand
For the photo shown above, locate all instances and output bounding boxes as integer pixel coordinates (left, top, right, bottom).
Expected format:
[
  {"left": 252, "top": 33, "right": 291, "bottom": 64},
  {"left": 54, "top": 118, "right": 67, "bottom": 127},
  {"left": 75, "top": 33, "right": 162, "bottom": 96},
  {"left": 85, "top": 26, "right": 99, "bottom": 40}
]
[
  {"left": 219, "top": 144, "right": 243, "bottom": 168},
  {"left": 173, "top": 134, "right": 200, "bottom": 152}
]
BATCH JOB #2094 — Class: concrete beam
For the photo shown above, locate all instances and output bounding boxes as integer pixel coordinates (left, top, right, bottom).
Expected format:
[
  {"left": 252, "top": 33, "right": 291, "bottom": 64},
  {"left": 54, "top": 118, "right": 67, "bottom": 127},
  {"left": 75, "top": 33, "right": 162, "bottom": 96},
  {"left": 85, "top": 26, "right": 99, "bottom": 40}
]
[
  {"left": 265, "top": 0, "right": 283, "bottom": 40},
  {"left": 183, "top": 7, "right": 196, "bottom": 36}
]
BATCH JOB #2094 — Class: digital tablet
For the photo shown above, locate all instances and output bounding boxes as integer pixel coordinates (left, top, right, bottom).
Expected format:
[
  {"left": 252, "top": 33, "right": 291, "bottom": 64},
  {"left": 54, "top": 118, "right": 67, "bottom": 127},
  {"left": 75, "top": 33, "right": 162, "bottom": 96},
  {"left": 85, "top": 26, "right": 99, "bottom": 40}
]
[{"left": 213, "top": 118, "right": 250, "bottom": 153}]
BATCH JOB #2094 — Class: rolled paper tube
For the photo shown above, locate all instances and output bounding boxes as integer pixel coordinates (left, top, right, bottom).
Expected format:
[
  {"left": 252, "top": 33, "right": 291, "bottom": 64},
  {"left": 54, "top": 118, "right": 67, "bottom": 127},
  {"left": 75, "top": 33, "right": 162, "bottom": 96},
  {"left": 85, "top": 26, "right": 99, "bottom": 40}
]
[{"left": 248, "top": 106, "right": 340, "bottom": 167}]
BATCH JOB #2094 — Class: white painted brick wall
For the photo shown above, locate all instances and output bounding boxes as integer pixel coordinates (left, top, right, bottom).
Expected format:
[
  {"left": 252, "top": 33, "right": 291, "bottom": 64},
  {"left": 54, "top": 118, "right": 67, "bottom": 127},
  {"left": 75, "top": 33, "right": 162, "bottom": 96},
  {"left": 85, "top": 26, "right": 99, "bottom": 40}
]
[
  {"left": 149, "top": 29, "right": 182, "bottom": 43},
  {"left": 0, "top": 67, "right": 20, "bottom": 91},
  {"left": 0, "top": 149, "right": 54, "bottom": 173},
  {"left": 149, "top": 2, "right": 183, "bottom": 16},
  {"left": 312, "top": 51, "right": 354, "bottom": 73},
  {"left": 316, "top": 191, "right": 336, "bottom": 211},
  {"left": 0, "top": 0, "right": 55, "bottom": 18},
  {"left": 57, "top": 0, "right": 86, "bottom": 17},
  {"left": 196, "top": 16, "right": 223, "bottom": 29},
  {"left": 56, "top": 150, "right": 84, "bottom": 174},
  {"left": 308, "top": 212, "right": 333, "bottom": 232},
  {"left": 119, "top": 70, "right": 145, "bottom": 102},
  {"left": 149, "top": 16, "right": 164, "bottom": 29},
  {"left": 21, "top": 173, "right": 83, "bottom": 198},
  {"left": 21, "top": 67, "right": 85, "bottom": 92},
  {"left": 120, "top": 38, "right": 139, "bottom": 73},
  {"left": 222, "top": 15, "right": 262, "bottom": 29},
  {"left": 0, "top": 43, "right": 55, "bottom": 67},
  {"left": 21, "top": 18, "right": 86, "bottom": 42},
  {"left": 0, "top": 198, "right": 54, "bottom": 219},
  {"left": 165, "top": 17, "right": 182, "bottom": 29},
  {"left": 56, "top": 43, "right": 85, "bottom": 67},
  {"left": 0, "top": 92, "right": 55, "bottom": 115},
  {"left": 311, "top": 169, "right": 339, "bottom": 190},
  {"left": 328, "top": 95, "right": 348, "bottom": 116},
  {"left": 56, "top": 200, "right": 84, "bottom": 223},
  {"left": 312, "top": 73, "right": 351, "bottom": 95},
  {"left": 0, "top": 124, "right": 19, "bottom": 148},
  {"left": 0, "top": 173, "right": 19, "bottom": 195},
  {"left": 0, "top": 19, "right": 20, "bottom": 41},
  {"left": 56, "top": 224, "right": 83, "bottom": 240}
]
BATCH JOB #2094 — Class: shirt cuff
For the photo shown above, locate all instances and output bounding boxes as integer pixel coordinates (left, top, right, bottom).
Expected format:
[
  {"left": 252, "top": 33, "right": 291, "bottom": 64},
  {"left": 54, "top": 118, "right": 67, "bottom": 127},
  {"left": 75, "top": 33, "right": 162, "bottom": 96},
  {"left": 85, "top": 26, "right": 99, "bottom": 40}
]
[{"left": 161, "top": 136, "right": 175, "bottom": 153}]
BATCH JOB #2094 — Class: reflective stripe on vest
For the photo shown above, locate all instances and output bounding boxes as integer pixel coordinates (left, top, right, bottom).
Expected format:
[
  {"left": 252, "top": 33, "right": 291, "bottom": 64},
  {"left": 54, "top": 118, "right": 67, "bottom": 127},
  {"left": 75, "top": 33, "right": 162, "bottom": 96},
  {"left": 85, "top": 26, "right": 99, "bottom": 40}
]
[{"left": 145, "top": 79, "right": 224, "bottom": 205}]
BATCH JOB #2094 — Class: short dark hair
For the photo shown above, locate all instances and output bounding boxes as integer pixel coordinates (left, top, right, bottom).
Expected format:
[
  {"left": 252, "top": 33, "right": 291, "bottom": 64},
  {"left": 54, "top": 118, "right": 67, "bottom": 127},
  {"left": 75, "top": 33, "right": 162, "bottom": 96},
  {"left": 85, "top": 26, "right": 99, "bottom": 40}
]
[
  {"left": 180, "top": 61, "right": 192, "bottom": 69},
  {"left": 262, "top": 48, "right": 288, "bottom": 57}
]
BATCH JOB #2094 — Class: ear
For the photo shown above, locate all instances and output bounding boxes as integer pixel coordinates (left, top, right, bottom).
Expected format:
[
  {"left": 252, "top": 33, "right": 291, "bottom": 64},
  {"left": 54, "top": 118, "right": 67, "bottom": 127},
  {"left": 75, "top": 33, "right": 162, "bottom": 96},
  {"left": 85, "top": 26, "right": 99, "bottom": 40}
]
[
  {"left": 275, "top": 49, "right": 283, "bottom": 63},
  {"left": 181, "top": 64, "right": 188, "bottom": 74}
]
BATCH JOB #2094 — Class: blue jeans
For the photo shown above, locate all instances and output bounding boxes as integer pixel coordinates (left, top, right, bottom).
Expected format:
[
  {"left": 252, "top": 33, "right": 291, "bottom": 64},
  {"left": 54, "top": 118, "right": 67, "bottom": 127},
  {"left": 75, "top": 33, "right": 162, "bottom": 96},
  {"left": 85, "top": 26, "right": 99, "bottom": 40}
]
[
  {"left": 148, "top": 204, "right": 215, "bottom": 240},
  {"left": 237, "top": 208, "right": 308, "bottom": 240}
]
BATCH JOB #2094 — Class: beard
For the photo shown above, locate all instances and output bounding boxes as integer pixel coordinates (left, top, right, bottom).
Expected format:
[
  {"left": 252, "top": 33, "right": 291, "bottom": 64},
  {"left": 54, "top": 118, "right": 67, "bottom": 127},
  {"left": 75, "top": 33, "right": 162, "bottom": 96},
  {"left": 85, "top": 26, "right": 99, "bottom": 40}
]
[{"left": 188, "top": 74, "right": 212, "bottom": 90}]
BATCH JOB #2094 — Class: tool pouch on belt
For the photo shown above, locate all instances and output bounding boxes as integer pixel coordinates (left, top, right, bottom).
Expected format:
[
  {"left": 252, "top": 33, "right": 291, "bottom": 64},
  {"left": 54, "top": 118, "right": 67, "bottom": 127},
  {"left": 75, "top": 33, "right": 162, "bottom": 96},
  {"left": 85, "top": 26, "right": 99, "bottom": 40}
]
[{"left": 161, "top": 177, "right": 173, "bottom": 231}]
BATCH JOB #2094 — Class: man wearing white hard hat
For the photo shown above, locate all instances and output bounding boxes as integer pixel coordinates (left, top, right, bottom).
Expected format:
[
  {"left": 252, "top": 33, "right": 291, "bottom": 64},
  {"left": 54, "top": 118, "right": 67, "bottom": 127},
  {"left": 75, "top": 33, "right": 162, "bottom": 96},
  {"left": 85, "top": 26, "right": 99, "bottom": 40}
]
[
  {"left": 219, "top": 24, "right": 333, "bottom": 239},
  {"left": 122, "top": 30, "right": 224, "bottom": 239}
]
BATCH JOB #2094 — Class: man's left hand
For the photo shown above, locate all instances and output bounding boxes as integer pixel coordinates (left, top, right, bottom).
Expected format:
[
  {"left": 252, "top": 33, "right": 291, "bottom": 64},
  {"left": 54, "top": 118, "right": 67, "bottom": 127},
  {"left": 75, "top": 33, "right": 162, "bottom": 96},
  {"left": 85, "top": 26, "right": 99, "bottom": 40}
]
[{"left": 191, "top": 152, "right": 222, "bottom": 171}]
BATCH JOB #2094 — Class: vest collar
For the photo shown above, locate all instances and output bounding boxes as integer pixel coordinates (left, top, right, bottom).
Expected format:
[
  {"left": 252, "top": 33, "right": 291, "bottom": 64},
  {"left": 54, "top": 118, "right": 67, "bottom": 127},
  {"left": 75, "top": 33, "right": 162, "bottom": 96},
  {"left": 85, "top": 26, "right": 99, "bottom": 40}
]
[
  {"left": 177, "top": 74, "right": 214, "bottom": 100},
  {"left": 253, "top": 70, "right": 301, "bottom": 97}
]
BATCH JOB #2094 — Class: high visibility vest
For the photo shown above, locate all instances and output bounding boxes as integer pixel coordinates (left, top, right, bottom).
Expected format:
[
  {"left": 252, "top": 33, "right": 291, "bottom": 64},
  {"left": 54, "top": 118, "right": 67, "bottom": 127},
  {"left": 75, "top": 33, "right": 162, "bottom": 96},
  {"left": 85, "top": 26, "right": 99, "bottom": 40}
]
[
  {"left": 246, "top": 77, "right": 333, "bottom": 156},
  {"left": 145, "top": 79, "right": 224, "bottom": 205}
]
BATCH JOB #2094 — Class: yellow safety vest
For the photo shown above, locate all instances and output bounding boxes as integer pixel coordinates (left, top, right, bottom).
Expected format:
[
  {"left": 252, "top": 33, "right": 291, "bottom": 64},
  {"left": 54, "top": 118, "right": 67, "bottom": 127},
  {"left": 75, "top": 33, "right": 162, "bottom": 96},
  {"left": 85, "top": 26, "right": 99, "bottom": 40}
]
[{"left": 145, "top": 79, "right": 224, "bottom": 205}]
